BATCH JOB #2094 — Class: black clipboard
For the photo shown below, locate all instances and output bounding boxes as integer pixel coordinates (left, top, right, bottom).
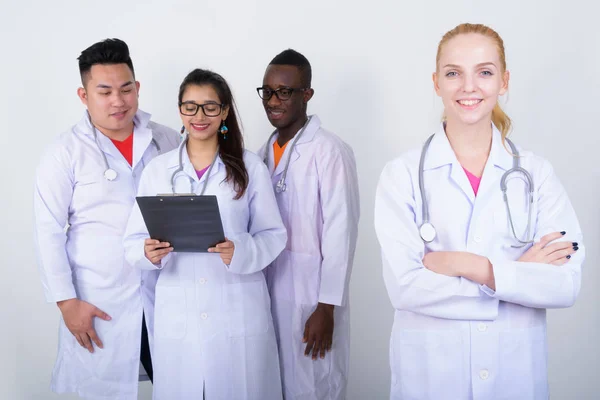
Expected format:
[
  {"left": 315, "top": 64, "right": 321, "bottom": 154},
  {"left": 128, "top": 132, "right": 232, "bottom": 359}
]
[{"left": 136, "top": 195, "right": 225, "bottom": 252}]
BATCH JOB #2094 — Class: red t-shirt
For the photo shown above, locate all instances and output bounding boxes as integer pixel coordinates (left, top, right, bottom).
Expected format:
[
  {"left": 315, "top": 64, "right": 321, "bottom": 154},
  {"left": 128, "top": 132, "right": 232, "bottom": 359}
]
[{"left": 110, "top": 133, "right": 134, "bottom": 166}]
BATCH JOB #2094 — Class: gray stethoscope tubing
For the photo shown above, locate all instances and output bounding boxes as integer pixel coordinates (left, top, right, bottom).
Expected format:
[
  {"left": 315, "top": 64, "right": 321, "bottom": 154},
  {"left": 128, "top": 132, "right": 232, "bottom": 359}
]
[
  {"left": 91, "top": 124, "right": 161, "bottom": 181},
  {"left": 170, "top": 135, "right": 219, "bottom": 195},
  {"left": 501, "top": 138, "right": 535, "bottom": 247},
  {"left": 418, "top": 134, "right": 534, "bottom": 247},
  {"left": 263, "top": 116, "right": 312, "bottom": 193}
]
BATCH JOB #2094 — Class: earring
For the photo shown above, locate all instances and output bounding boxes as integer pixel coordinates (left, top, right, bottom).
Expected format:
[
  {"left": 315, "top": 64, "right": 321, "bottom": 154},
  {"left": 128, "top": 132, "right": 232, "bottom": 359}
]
[
  {"left": 219, "top": 121, "right": 229, "bottom": 140},
  {"left": 180, "top": 125, "right": 186, "bottom": 134}
]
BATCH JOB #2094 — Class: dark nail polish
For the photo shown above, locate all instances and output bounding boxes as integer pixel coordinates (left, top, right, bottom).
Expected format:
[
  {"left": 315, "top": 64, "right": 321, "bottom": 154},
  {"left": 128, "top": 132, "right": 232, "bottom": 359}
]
[
  {"left": 567, "top": 255, "right": 571, "bottom": 259},
  {"left": 572, "top": 242, "right": 578, "bottom": 246},
  {"left": 560, "top": 231, "right": 566, "bottom": 235},
  {"left": 573, "top": 246, "right": 579, "bottom": 251}
]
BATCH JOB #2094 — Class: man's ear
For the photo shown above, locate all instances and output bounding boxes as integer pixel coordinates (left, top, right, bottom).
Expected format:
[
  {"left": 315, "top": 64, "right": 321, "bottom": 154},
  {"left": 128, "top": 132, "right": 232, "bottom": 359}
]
[
  {"left": 77, "top": 87, "right": 88, "bottom": 106},
  {"left": 303, "top": 88, "right": 314, "bottom": 103}
]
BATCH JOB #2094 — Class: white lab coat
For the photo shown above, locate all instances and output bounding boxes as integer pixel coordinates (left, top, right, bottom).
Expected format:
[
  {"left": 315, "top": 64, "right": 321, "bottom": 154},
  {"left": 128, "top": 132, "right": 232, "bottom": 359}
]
[
  {"left": 123, "top": 143, "right": 287, "bottom": 400},
  {"left": 33, "top": 110, "right": 180, "bottom": 400},
  {"left": 258, "top": 115, "right": 360, "bottom": 400},
  {"left": 374, "top": 124, "right": 584, "bottom": 400}
]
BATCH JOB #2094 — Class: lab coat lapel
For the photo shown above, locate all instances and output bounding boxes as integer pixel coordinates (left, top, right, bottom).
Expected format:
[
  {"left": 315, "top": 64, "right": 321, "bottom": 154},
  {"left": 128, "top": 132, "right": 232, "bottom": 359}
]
[
  {"left": 272, "top": 136, "right": 300, "bottom": 179},
  {"left": 178, "top": 138, "right": 224, "bottom": 195},
  {"left": 75, "top": 112, "right": 122, "bottom": 166},
  {"left": 272, "top": 115, "right": 320, "bottom": 180},
  {"left": 425, "top": 126, "right": 476, "bottom": 204},
  {"left": 131, "top": 110, "right": 153, "bottom": 169},
  {"left": 89, "top": 125, "right": 128, "bottom": 170},
  {"left": 166, "top": 139, "right": 196, "bottom": 194},
  {"left": 473, "top": 125, "right": 513, "bottom": 203}
]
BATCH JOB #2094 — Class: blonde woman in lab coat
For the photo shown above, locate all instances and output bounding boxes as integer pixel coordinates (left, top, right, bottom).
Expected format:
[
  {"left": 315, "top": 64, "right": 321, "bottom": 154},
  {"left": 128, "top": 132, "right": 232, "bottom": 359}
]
[
  {"left": 123, "top": 69, "right": 286, "bottom": 400},
  {"left": 374, "top": 23, "right": 584, "bottom": 400}
]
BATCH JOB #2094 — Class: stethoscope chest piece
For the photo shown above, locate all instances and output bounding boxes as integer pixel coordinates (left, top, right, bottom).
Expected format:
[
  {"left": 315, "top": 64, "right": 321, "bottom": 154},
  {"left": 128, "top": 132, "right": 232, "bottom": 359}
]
[
  {"left": 275, "top": 179, "right": 287, "bottom": 193},
  {"left": 104, "top": 168, "right": 118, "bottom": 181},
  {"left": 419, "top": 222, "right": 436, "bottom": 243}
]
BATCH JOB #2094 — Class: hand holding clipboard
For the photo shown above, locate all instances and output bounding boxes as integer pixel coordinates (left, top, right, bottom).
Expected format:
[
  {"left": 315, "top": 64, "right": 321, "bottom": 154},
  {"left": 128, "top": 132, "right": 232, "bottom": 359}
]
[{"left": 136, "top": 195, "right": 226, "bottom": 253}]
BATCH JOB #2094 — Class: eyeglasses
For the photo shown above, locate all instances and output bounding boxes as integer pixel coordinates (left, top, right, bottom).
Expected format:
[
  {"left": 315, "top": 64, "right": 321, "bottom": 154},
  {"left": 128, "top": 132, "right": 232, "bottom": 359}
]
[
  {"left": 179, "top": 101, "right": 224, "bottom": 117},
  {"left": 256, "top": 87, "right": 309, "bottom": 101}
]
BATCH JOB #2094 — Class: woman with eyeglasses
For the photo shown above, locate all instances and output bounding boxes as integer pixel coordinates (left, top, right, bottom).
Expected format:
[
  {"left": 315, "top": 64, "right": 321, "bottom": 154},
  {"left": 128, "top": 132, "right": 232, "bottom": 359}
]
[{"left": 123, "top": 68, "right": 286, "bottom": 399}]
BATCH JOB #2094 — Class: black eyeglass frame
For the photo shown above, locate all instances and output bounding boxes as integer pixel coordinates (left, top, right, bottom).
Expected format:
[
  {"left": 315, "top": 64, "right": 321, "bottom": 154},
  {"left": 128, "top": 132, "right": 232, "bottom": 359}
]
[
  {"left": 178, "top": 101, "right": 226, "bottom": 117},
  {"left": 256, "top": 86, "right": 310, "bottom": 101}
]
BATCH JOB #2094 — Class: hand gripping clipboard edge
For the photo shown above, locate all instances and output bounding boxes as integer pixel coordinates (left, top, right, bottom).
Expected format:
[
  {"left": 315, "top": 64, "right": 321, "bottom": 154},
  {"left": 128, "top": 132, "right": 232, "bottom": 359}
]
[{"left": 135, "top": 194, "right": 226, "bottom": 253}]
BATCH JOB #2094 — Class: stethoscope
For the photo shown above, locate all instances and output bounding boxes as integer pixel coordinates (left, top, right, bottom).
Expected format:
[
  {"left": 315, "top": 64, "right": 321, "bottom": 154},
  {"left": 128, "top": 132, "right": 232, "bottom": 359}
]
[
  {"left": 170, "top": 135, "right": 219, "bottom": 195},
  {"left": 263, "top": 116, "right": 312, "bottom": 193},
  {"left": 418, "top": 134, "right": 534, "bottom": 248},
  {"left": 91, "top": 119, "right": 161, "bottom": 181}
]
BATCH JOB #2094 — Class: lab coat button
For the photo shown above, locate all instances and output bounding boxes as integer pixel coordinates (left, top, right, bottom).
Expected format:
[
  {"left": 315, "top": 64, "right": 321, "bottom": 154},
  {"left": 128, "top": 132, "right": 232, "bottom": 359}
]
[
  {"left": 478, "top": 323, "right": 487, "bottom": 332},
  {"left": 479, "top": 370, "right": 489, "bottom": 380},
  {"left": 474, "top": 235, "right": 483, "bottom": 243},
  {"left": 201, "top": 313, "right": 208, "bottom": 320},
  {"left": 199, "top": 278, "right": 206, "bottom": 284}
]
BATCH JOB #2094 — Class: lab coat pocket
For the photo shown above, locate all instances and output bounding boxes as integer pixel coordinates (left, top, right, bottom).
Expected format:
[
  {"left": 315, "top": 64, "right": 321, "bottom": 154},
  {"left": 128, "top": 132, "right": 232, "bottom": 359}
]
[
  {"left": 73, "top": 173, "right": 108, "bottom": 201},
  {"left": 224, "top": 280, "right": 270, "bottom": 337},
  {"left": 395, "top": 329, "right": 467, "bottom": 399},
  {"left": 496, "top": 326, "right": 548, "bottom": 399},
  {"left": 154, "top": 286, "right": 187, "bottom": 340}
]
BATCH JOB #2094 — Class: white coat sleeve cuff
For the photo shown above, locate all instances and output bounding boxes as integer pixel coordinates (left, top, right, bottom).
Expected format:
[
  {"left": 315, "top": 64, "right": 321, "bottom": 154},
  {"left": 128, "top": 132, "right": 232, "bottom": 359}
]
[
  {"left": 481, "top": 256, "right": 517, "bottom": 299},
  {"left": 318, "top": 292, "right": 344, "bottom": 307},
  {"left": 136, "top": 251, "right": 171, "bottom": 270},
  {"left": 47, "top": 284, "right": 77, "bottom": 303}
]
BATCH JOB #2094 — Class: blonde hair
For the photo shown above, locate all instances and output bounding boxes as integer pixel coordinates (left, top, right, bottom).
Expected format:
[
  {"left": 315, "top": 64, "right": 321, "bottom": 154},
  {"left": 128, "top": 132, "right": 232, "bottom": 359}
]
[{"left": 436, "top": 23, "right": 512, "bottom": 141}]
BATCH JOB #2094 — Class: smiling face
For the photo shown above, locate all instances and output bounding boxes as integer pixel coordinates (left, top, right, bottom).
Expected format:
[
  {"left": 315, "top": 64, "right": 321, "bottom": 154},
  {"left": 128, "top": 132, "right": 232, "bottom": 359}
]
[
  {"left": 261, "top": 64, "right": 312, "bottom": 131},
  {"left": 433, "top": 33, "right": 509, "bottom": 129},
  {"left": 179, "top": 84, "right": 229, "bottom": 143},
  {"left": 77, "top": 63, "right": 139, "bottom": 138}
]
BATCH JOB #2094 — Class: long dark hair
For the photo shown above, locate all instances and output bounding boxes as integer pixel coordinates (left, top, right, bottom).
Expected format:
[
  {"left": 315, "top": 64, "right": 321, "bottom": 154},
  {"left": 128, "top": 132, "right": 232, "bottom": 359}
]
[{"left": 178, "top": 69, "right": 248, "bottom": 199}]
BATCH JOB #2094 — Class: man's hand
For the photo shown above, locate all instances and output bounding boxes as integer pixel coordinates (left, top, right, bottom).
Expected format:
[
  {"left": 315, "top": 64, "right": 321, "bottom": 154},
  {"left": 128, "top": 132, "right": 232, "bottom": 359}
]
[
  {"left": 57, "top": 298, "right": 111, "bottom": 353},
  {"left": 303, "top": 303, "right": 334, "bottom": 360}
]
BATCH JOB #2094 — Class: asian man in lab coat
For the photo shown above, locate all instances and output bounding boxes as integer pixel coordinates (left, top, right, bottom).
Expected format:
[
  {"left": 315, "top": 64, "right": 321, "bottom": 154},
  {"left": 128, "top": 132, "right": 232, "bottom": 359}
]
[
  {"left": 33, "top": 38, "right": 180, "bottom": 399},
  {"left": 257, "top": 49, "right": 360, "bottom": 400}
]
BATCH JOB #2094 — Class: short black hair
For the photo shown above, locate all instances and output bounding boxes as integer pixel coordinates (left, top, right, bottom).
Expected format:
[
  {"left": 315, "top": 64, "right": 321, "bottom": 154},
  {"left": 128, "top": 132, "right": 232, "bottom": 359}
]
[
  {"left": 77, "top": 38, "right": 135, "bottom": 86},
  {"left": 269, "top": 49, "right": 312, "bottom": 87}
]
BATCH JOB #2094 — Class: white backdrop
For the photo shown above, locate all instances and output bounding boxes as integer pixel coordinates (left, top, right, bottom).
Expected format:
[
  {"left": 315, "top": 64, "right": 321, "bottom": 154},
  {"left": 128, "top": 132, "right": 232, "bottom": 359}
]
[{"left": 1, "top": 0, "right": 598, "bottom": 399}]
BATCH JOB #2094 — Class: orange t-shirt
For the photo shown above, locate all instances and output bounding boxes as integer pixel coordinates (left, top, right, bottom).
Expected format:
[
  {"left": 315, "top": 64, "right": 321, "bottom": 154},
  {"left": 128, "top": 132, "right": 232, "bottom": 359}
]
[
  {"left": 273, "top": 140, "right": 289, "bottom": 169},
  {"left": 110, "top": 133, "right": 134, "bottom": 166}
]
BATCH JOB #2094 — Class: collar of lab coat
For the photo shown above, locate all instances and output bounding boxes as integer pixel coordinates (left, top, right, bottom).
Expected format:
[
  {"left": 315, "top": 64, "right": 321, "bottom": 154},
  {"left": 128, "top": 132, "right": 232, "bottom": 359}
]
[
  {"left": 268, "top": 114, "right": 321, "bottom": 177},
  {"left": 166, "top": 138, "right": 225, "bottom": 186},
  {"left": 75, "top": 109, "right": 155, "bottom": 169},
  {"left": 423, "top": 122, "right": 514, "bottom": 172},
  {"left": 423, "top": 122, "right": 515, "bottom": 203}
]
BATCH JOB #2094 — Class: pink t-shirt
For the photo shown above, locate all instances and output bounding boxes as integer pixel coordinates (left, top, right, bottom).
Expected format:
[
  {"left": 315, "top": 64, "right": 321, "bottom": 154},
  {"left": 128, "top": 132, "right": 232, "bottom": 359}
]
[
  {"left": 463, "top": 167, "right": 481, "bottom": 195},
  {"left": 196, "top": 165, "right": 210, "bottom": 180}
]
